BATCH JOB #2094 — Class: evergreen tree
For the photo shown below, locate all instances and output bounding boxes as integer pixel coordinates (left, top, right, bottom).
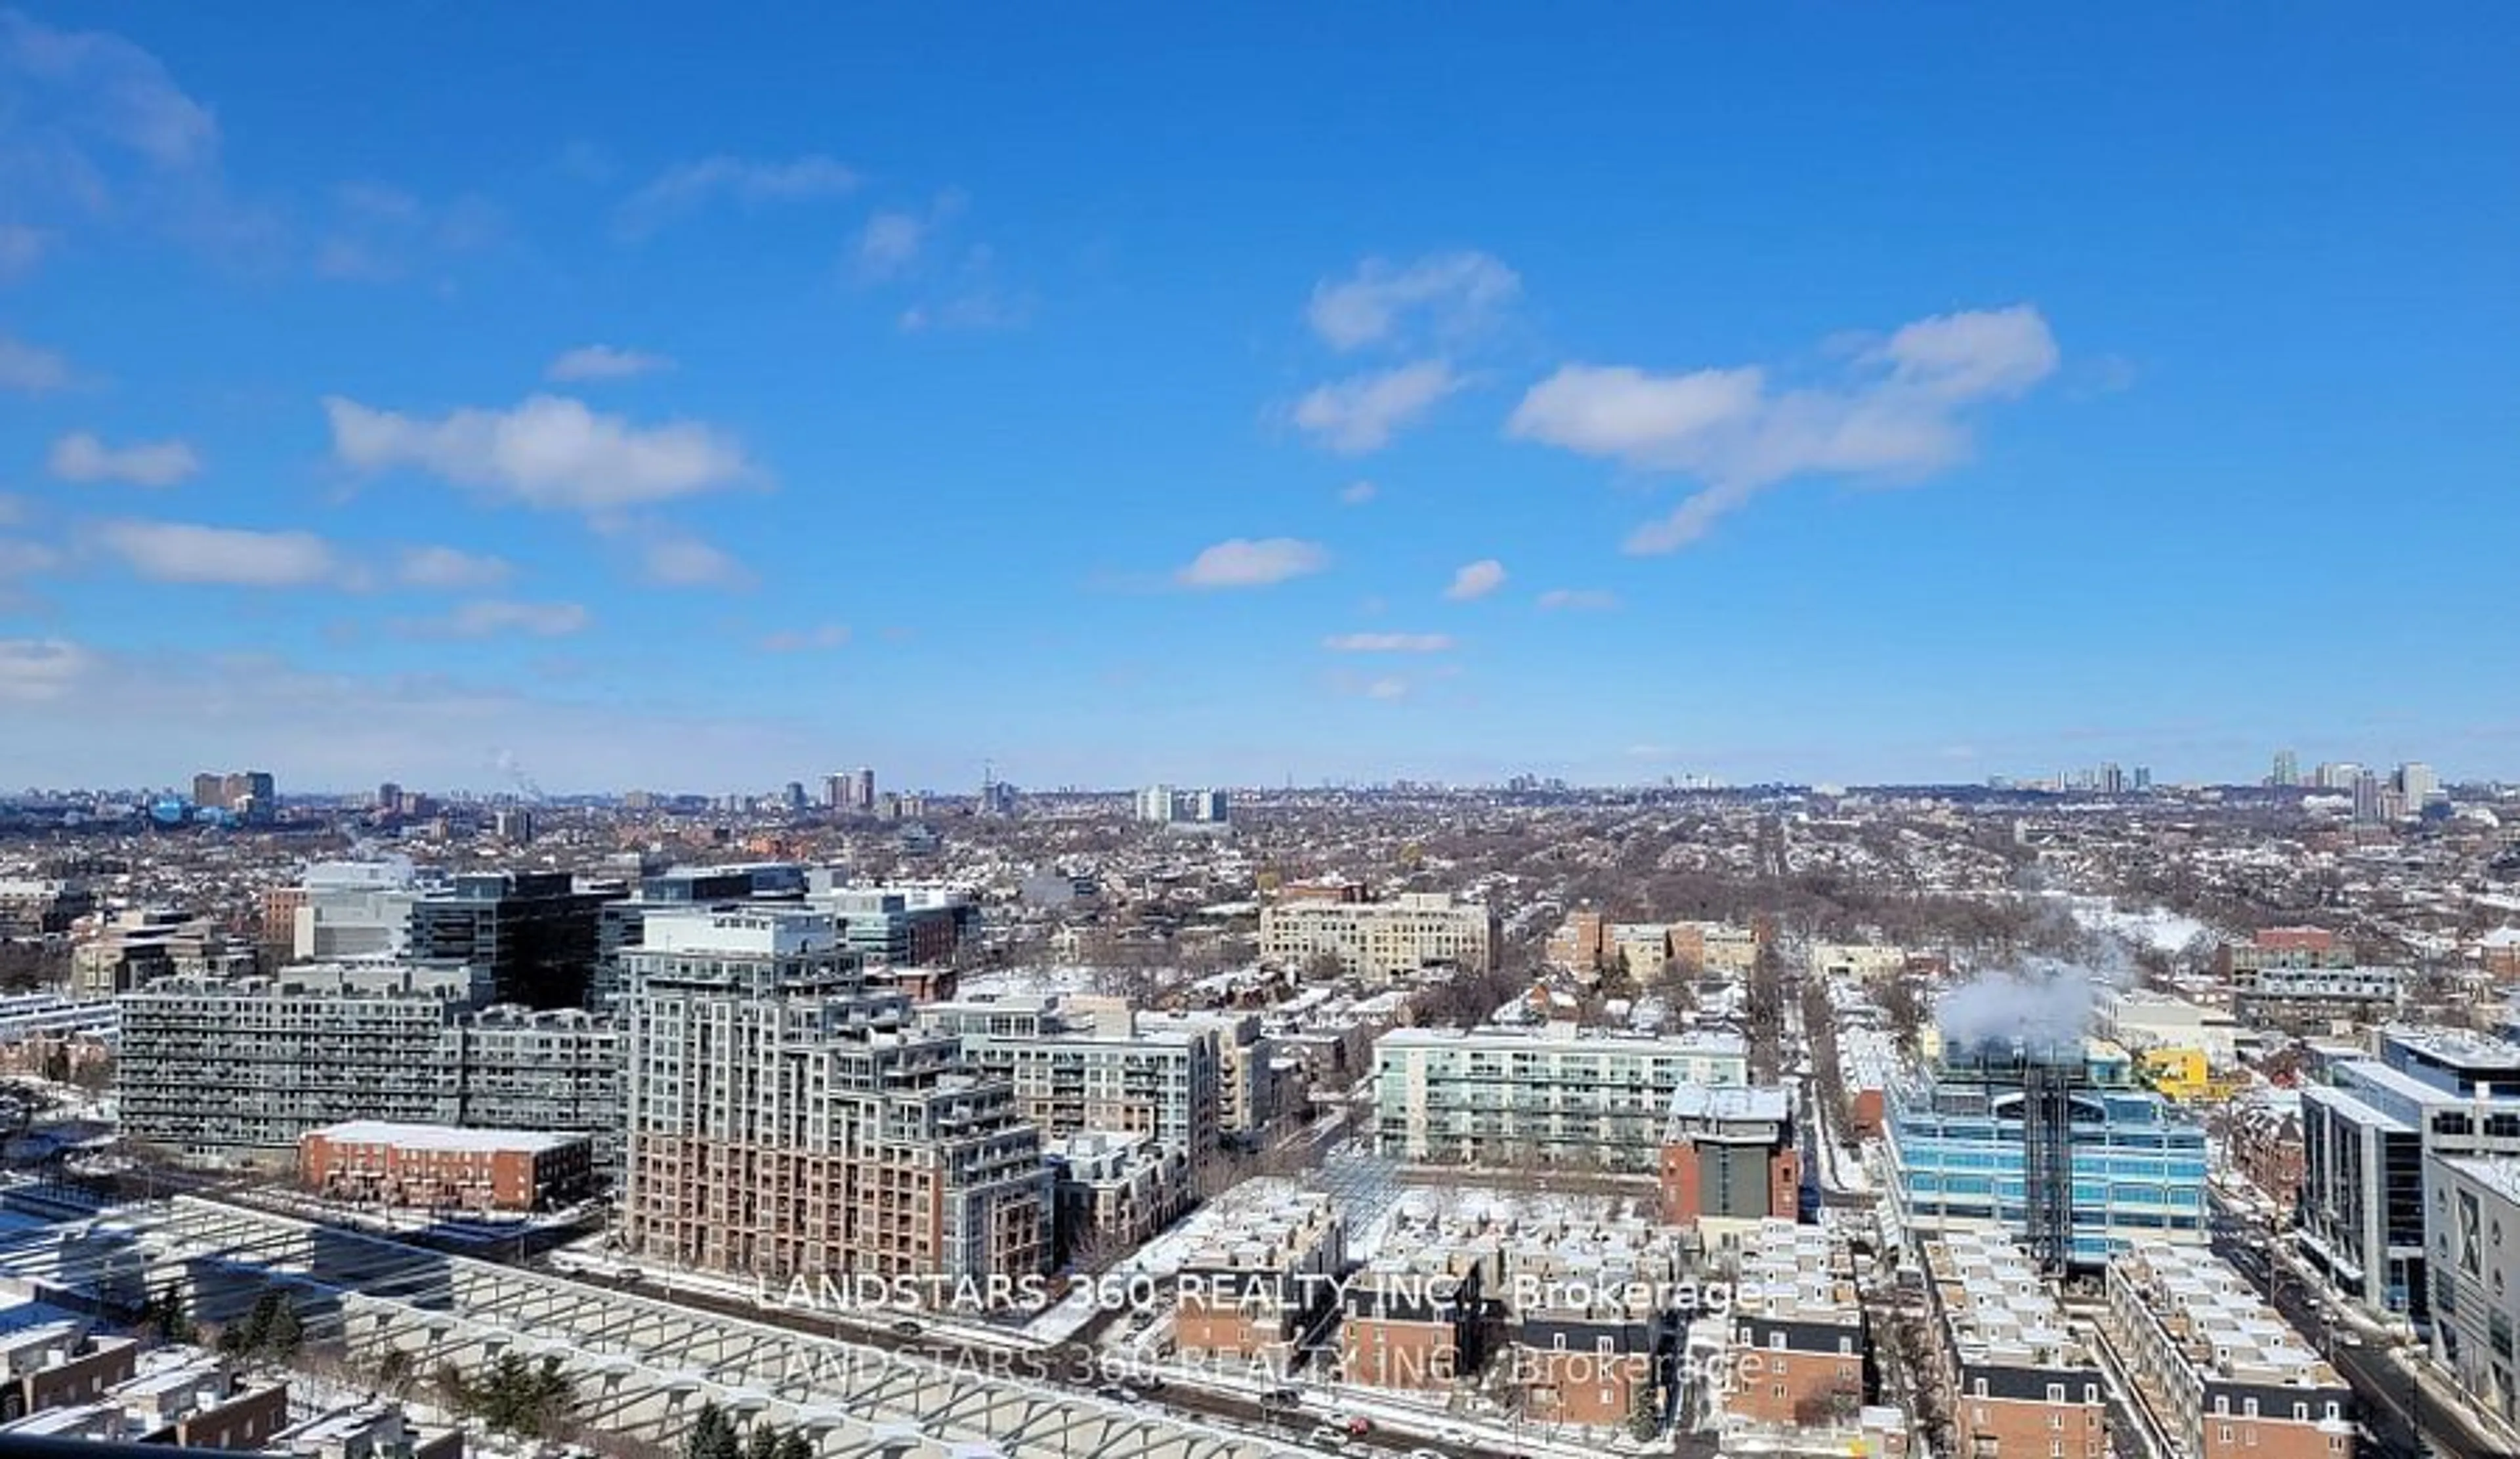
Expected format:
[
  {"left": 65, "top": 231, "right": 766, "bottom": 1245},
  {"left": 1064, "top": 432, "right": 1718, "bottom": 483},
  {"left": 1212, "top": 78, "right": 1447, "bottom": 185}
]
[
  {"left": 772, "top": 1431, "right": 815, "bottom": 1459},
  {"left": 746, "top": 1423, "right": 780, "bottom": 1459}
]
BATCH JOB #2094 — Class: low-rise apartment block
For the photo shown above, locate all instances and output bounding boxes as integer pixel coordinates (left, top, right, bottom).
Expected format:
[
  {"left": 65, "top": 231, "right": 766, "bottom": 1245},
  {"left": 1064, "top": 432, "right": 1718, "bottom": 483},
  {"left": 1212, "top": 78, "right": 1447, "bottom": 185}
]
[
  {"left": 1498, "top": 1204, "right": 1687, "bottom": 1428},
  {"left": 1374, "top": 1023, "right": 1749, "bottom": 1171},
  {"left": 1171, "top": 1180, "right": 1345, "bottom": 1369},
  {"left": 2103, "top": 1244, "right": 2354, "bottom": 1459},
  {"left": 1723, "top": 1219, "right": 1868, "bottom": 1431},
  {"left": 301, "top": 1120, "right": 595, "bottom": 1213},
  {"left": 1917, "top": 1229, "right": 2108, "bottom": 1459},
  {"left": 1043, "top": 1130, "right": 1190, "bottom": 1267},
  {"left": 1260, "top": 890, "right": 1498, "bottom": 984}
]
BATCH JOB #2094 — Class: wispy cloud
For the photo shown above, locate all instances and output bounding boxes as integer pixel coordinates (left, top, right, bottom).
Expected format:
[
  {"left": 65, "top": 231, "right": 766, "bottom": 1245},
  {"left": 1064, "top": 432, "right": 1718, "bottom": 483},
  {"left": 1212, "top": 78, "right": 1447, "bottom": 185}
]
[
  {"left": 0, "top": 334, "right": 72, "bottom": 394},
  {"left": 761, "top": 624, "right": 850, "bottom": 652},
  {"left": 1292, "top": 360, "right": 1463, "bottom": 454},
  {"left": 616, "top": 154, "right": 858, "bottom": 235},
  {"left": 635, "top": 530, "right": 754, "bottom": 589},
  {"left": 1176, "top": 537, "right": 1330, "bottom": 589},
  {"left": 47, "top": 432, "right": 200, "bottom": 487},
  {"left": 395, "top": 545, "right": 513, "bottom": 591},
  {"left": 1536, "top": 587, "right": 1618, "bottom": 612},
  {"left": 1338, "top": 480, "right": 1377, "bottom": 507},
  {"left": 1444, "top": 559, "right": 1506, "bottom": 601},
  {"left": 0, "top": 223, "right": 46, "bottom": 279},
  {"left": 312, "top": 182, "right": 501, "bottom": 284},
  {"left": 546, "top": 345, "right": 674, "bottom": 383},
  {"left": 396, "top": 599, "right": 591, "bottom": 639},
  {"left": 326, "top": 394, "right": 753, "bottom": 513},
  {"left": 852, "top": 196, "right": 966, "bottom": 283},
  {"left": 1324, "top": 632, "right": 1455, "bottom": 653},
  {"left": 1509, "top": 304, "right": 2061, "bottom": 553},
  {"left": 91, "top": 518, "right": 345, "bottom": 588},
  {"left": 1308, "top": 251, "right": 1519, "bottom": 352}
]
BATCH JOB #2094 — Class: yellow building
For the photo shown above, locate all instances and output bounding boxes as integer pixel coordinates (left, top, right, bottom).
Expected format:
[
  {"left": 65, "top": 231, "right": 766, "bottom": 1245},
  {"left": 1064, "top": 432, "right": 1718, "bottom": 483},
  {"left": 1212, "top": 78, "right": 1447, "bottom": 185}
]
[{"left": 2135, "top": 1046, "right": 2241, "bottom": 1103}]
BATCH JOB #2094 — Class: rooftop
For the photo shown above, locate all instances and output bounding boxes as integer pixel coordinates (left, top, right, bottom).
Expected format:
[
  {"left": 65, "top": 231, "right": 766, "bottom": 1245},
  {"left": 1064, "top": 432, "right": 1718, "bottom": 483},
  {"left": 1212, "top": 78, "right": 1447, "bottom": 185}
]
[
  {"left": 1732, "top": 1219, "right": 1860, "bottom": 1326},
  {"left": 2110, "top": 1244, "right": 2339, "bottom": 1389},
  {"left": 2440, "top": 1154, "right": 2520, "bottom": 1208},
  {"left": 1924, "top": 1228, "right": 2088, "bottom": 1372},
  {"left": 308, "top": 1120, "right": 583, "bottom": 1154}
]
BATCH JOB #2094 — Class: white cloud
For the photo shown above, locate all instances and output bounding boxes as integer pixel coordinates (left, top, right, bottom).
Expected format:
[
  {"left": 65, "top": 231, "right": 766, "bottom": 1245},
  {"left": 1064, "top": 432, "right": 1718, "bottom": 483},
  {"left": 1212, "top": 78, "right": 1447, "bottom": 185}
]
[
  {"left": 1537, "top": 587, "right": 1618, "bottom": 612},
  {"left": 1365, "top": 677, "right": 1410, "bottom": 701},
  {"left": 546, "top": 345, "right": 675, "bottom": 383},
  {"left": 637, "top": 531, "right": 754, "bottom": 589},
  {"left": 0, "top": 334, "right": 72, "bottom": 393},
  {"left": 1444, "top": 559, "right": 1507, "bottom": 601},
  {"left": 0, "top": 494, "right": 22, "bottom": 526},
  {"left": 0, "top": 637, "right": 91, "bottom": 703},
  {"left": 400, "top": 599, "right": 591, "bottom": 639},
  {"left": 325, "top": 394, "right": 753, "bottom": 513},
  {"left": 93, "top": 518, "right": 343, "bottom": 587},
  {"left": 1308, "top": 251, "right": 1519, "bottom": 352},
  {"left": 761, "top": 624, "right": 851, "bottom": 652},
  {"left": 1338, "top": 480, "right": 1377, "bottom": 507},
  {"left": 1507, "top": 305, "right": 2060, "bottom": 553},
  {"left": 1177, "top": 538, "right": 1330, "bottom": 590},
  {"left": 395, "top": 545, "right": 513, "bottom": 590},
  {"left": 1292, "top": 360, "right": 1464, "bottom": 454},
  {"left": 1324, "top": 632, "right": 1454, "bottom": 653},
  {"left": 617, "top": 154, "right": 858, "bottom": 234},
  {"left": 0, "top": 538, "right": 58, "bottom": 581},
  {"left": 854, "top": 209, "right": 931, "bottom": 281},
  {"left": 47, "top": 431, "right": 200, "bottom": 487},
  {"left": 313, "top": 184, "right": 501, "bottom": 283},
  {"left": 0, "top": 11, "right": 219, "bottom": 172}
]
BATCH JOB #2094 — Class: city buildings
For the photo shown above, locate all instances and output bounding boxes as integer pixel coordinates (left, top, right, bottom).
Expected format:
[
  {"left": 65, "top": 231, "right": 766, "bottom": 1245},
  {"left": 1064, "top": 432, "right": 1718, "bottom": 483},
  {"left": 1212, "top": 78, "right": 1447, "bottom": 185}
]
[
  {"left": 115, "top": 962, "right": 623, "bottom": 1172},
  {"left": 281, "top": 859, "right": 429, "bottom": 963},
  {"left": 1722, "top": 1219, "right": 1867, "bottom": 1431},
  {"left": 619, "top": 905, "right": 1049, "bottom": 1294},
  {"left": 1887, "top": 1044, "right": 2209, "bottom": 1270},
  {"left": 2422, "top": 1153, "right": 2520, "bottom": 1426},
  {"left": 1915, "top": 1229, "right": 2108, "bottom": 1459},
  {"left": 70, "top": 908, "right": 251, "bottom": 998},
  {"left": 2298, "top": 1026, "right": 2520, "bottom": 1320},
  {"left": 117, "top": 963, "right": 486, "bottom": 1157},
  {"left": 2101, "top": 1244, "right": 2354, "bottom": 1459},
  {"left": 0, "top": 878, "right": 93, "bottom": 937},
  {"left": 1374, "top": 1023, "right": 1749, "bottom": 1170},
  {"left": 1657, "top": 1084, "right": 1800, "bottom": 1235},
  {"left": 1041, "top": 1131, "right": 1190, "bottom": 1267},
  {"left": 1259, "top": 889, "right": 1498, "bottom": 983},
  {"left": 407, "top": 870, "right": 612, "bottom": 1010},
  {"left": 1170, "top": 1180, "right": 1345, "bottom": 1367},
  {"left": 1496, "top": 1206, "right": 1688, "bottom": 1428},
  {"left": 299, "top": 1120, "right": 595, "bottom": 1212},
  {"left": 189, "top": 770, "right": 276, "bottom": 822},
  {"left": 922, "top": 992, "right": 1222, "bottom": 1154}
]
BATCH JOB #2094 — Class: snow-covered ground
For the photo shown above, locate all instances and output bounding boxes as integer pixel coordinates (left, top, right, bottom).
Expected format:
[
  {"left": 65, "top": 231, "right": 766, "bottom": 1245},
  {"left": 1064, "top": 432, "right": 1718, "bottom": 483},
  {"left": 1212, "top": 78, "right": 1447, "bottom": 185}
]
[{"left": 2046, "top": 892, "right": 2211, "bottom": 956}]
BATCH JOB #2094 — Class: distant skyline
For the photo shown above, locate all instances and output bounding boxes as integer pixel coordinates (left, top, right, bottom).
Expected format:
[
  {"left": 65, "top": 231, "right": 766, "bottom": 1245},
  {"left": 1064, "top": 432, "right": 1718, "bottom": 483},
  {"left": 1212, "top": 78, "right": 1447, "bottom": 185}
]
[{"left": 3, "top": 6, "right": 2516, "bottom": 791}]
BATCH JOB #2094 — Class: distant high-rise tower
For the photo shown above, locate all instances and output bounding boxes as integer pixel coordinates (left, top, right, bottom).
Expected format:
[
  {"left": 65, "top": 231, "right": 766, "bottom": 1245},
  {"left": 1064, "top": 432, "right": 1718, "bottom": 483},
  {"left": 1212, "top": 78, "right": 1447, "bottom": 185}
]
[
  {"left": 824, "top": 772, "right": 847, "bottom": 810},
  {"left": 1137, "top": 784, "right": 1177, "bottom": 824},
  {"left": 376, "top": 781, "right": 402, "bottom": 811},
  {"left": 2270, "top": 750, "right": 2300, "bottom": 788},
  {"left": 2396, "top": 762, "right": 2438, "bottom": 805},
  {"left": 783, "top": 781, "right": 807, "bottom": 813},
  {"left": 852, "top": 767, "right": 877, "bottom": 811},
  {"left": 2351, "top": 770, "right": 2384, "bottom": 824},
  {"left": 494, "top": 808, "right": 536, "bottom": 845},
  {"left": 2097, "top": 763, "right": 2125, "bottom": 795},
  {"left": 2132, "top": 767, "right": 2152, "bottom": 792}
]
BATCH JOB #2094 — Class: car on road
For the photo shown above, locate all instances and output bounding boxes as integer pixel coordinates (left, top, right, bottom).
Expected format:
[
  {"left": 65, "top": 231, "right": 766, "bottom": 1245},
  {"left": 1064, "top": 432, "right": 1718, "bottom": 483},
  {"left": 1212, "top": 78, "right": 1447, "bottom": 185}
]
[
  {"left": 1339, "top": 1416, "right": 1371, "bottom": 1436},
  {"left": 1095, "top": 1384, "right": 1137, "bottom": 1404},
  {"left": 1305, "top": 1427, "right": 1348, "bottom": 1451},
  {"left": 1406, "top": 1448, "right": 1446, "bottom": 1459},
  {"left": 889, "top": 1319, "right": 923, "bottom": 1338},
  {"left": 1263, "top": 1388, "right": 1303, "bottom": 1408},
  {"left": 2334, "top": 1330, "right": 2364, "bottom": 1347}
]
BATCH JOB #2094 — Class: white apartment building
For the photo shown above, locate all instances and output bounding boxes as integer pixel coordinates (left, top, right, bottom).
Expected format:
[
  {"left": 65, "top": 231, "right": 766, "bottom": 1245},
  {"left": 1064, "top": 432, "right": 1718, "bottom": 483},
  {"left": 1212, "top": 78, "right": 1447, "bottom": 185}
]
[
  {"left": 1260, "top": 891, "right": 1498, "bottom": 983},
  {"left": 1374, "top": 1022, "right": 1750, "bottom": 1170}
]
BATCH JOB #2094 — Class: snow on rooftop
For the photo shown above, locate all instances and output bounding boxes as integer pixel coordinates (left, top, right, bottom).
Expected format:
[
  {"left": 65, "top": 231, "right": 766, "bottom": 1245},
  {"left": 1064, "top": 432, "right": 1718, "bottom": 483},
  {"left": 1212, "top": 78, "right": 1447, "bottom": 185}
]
[{"left": 308, "top": 1120, "right": 581, "bottom": 1154}]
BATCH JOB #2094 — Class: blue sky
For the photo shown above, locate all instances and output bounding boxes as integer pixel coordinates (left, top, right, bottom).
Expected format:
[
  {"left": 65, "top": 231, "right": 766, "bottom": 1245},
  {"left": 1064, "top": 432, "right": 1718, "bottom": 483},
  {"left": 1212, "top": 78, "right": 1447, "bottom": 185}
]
[{"left": 2, "top": 4, "right": 2515, "bottom": 793}]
